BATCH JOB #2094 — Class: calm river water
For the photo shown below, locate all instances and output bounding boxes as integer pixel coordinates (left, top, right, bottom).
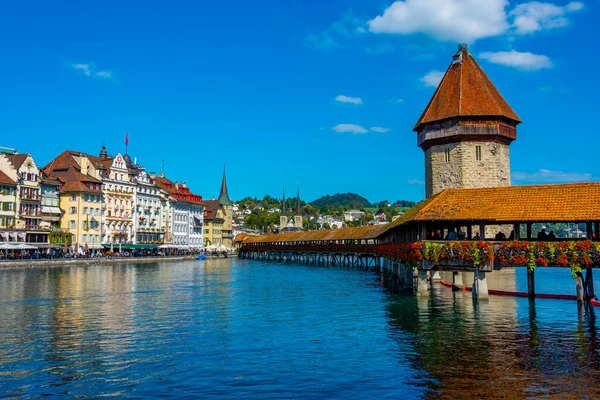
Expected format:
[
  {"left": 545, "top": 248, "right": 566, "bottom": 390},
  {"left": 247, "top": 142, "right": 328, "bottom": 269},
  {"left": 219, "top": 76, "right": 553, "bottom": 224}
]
[{"left": 1, "top": 259, "right": 599, "bottom": 398}]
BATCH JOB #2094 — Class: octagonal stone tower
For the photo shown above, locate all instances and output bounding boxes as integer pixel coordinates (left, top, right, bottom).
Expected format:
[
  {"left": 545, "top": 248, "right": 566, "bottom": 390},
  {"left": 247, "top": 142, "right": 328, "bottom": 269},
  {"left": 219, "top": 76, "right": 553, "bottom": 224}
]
[{"left": 415, "top": 45, "right": 522, "bottom": 198}]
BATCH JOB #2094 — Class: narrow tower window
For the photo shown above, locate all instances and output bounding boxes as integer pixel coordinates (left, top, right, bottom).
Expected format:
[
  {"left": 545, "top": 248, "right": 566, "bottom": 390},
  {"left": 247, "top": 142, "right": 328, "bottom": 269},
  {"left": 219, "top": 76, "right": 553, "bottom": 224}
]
[
  {"left": 476, "top": 145, "right": 482, "bottom": 161},
  {"left": 445, "top": 148, "right": 451, "bottom": 162}
]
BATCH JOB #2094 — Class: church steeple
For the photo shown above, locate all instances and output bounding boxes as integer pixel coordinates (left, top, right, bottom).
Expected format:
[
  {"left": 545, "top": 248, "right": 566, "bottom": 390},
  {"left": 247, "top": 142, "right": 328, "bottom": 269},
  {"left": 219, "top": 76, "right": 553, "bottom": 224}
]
[
  {"left": 99, "top": 143, "right": 108, "bottom": 159},
  {"left": 218, "top": 165, "right": 233, "bottom": 205},
  {"left": 279, "top": 184, "right": 288, "bottom": 231},
  {"left": 295, "top": 184, "right": 303, "bottom": 231}
]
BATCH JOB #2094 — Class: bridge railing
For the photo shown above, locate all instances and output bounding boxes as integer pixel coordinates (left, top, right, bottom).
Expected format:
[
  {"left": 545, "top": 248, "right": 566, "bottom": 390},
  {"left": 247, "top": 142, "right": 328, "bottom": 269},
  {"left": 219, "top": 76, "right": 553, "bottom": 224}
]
[{"left": 240, "top": 240, "right": 600, "bottom": 275}]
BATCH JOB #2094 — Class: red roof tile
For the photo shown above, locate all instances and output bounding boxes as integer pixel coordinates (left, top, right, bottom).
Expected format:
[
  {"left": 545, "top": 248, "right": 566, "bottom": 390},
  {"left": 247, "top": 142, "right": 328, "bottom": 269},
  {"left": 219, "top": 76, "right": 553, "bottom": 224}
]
[
  {"left": 50, "top": 166, "right": 103, "bottom": 193},
  {"left": 153, "top": 177, "right": 203, "bottom": 205},
  {"left": 414, "top": 47, "right": 521, "bottom": 131},
  {"left": 243, "top": 183, "right": 600, "bottom": 244},
  {"left": 0, "top": 170, "right": 16, "bottom": 185},
  {"left": 3, "top": 153, "right": 29, "bottom": 170},
  {"left": 408, "top": 183, "right": 600, "bottom": 223}
]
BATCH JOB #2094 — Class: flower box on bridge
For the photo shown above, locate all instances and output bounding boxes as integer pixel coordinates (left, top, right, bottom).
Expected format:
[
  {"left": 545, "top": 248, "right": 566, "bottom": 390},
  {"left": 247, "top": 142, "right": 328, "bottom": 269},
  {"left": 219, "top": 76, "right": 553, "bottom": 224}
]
[{"left": 419, "top": 259, "right": 493, "bottom": 272}]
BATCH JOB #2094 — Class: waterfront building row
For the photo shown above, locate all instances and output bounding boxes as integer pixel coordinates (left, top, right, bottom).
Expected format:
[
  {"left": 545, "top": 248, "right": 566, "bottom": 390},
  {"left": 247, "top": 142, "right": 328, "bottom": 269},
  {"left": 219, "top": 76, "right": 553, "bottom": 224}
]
[{"left": 0, "top": 144, "right": 234, "bottom": 251}]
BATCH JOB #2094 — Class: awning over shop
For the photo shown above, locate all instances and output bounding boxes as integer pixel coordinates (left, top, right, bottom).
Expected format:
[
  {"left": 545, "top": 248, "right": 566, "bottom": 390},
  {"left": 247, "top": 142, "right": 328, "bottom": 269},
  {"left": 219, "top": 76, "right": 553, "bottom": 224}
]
[
  {"left": 0, "top": 232, "right": 7, "bottom": 241},
  {"left": 101, "top": 244, "right": 158, "bottom": 250},
  {"left": 41, "top": 206, "right": 62, "bottom": 214}
]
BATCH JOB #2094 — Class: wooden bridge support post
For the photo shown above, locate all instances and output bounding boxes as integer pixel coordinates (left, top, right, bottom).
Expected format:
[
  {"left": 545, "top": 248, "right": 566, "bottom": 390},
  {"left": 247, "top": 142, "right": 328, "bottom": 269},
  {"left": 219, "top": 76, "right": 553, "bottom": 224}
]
[
  {"left": 404, "top": 264, "right": 414, "bottom": 288},
  {"left": 585, "top": 268, "right": 595, "bottom": 300},
  {"left": 416, "top": 269, "right": 429, "bottom": 296},
  {"left": 397, "top": 262, "right": 406, "bottom": 284},
  {"left": 452, "top": 271, "right": 463, "bottom": 290},
  {"left": 430, "top": 271, "right": 441, "bottom": 282},
  {"left": 472, "top": 269, "right": 489, "bottom": 301},
  {"left": 527, "top": 268, "right": 535, "bottom": 299},
  {"left": 576, "top": 273, "right": 584, "bottom": 302}
]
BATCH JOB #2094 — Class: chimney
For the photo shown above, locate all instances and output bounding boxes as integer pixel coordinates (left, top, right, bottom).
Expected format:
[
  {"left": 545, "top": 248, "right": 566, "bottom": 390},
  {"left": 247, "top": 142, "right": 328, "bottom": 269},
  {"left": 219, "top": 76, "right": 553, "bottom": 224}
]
[
  {"left": 150, "top": 172, "right": 156, "bottom": 179},
  {"left": 182, "top": 181, "right": 187, "bottom": 188},
  {"left": 175, "top": 182, "right": 179, "bottom": 189},
  {"left": 212, "top": 196, "right": 216, "bottom": 200}
]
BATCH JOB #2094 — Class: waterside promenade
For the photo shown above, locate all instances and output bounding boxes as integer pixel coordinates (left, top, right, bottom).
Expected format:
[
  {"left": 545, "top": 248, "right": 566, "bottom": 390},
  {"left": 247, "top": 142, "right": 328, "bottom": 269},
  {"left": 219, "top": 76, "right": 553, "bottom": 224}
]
[{"left": 0, "top": 253, "right": 237, "bottom": 268}]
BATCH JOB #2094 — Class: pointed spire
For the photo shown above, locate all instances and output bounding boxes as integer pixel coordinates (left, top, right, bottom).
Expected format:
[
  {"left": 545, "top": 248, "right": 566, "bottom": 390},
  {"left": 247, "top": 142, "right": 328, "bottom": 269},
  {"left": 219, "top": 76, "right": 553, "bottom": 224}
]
[
  {"left": 99, "top": 142, "right": 108, "bottom": 159},
  {"left": 414, "top": 45, "right": 521, "bottom": 132},
  {"left": 282, "top": 184, "right": 286, "bottom": 213},
  {"left": 218, "top": 164, "right": 233, "bottom": 205}
]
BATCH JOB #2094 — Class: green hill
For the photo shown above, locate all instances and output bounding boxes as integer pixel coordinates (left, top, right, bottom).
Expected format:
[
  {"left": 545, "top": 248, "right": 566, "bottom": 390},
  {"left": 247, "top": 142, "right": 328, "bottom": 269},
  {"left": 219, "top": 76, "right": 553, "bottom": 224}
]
[{"left": 309, "top": 193, "right": 371, "bottom": 209}]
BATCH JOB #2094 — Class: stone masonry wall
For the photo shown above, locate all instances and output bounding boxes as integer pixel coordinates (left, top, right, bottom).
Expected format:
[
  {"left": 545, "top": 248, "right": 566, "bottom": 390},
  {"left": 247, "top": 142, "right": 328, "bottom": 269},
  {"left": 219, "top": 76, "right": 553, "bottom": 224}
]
[{"left": 425, "top": 141, "right": 511, "bottom": 198}]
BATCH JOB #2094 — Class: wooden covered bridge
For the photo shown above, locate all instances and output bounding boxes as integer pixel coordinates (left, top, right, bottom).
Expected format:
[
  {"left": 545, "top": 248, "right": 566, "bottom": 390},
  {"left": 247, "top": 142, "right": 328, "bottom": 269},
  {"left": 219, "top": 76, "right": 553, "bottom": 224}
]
[{"left": 239, "top": 183, "right": 600, "bottom": 302}]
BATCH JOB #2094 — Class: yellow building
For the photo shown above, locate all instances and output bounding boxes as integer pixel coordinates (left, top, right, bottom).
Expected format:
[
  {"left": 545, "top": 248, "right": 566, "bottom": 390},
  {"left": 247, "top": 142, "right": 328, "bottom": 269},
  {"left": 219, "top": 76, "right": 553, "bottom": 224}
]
[
  {"left": 43, "top": 151, "right": 104, "bottom": 250},
  {"left": 203, "top": 167, "right": 234, "bottom": 247},
  {"left": 203, "top": 200, "right": 225, "bottom": 246}
]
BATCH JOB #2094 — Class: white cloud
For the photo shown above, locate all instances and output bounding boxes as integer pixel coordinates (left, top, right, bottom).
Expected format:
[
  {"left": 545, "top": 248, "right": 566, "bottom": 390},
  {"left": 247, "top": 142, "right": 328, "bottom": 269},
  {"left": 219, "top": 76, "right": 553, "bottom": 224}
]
[
  {"left": 370, "top": 127, "right": 391, "bottom": 133},
  {"left": 407, "top": 179, "right": 424, "bottom": 185},
  {"left": 510, "top": 1, "right": 584, "bottom": 34},
  {"left": 420, "top": 70, "right": 444, "bottom": 87},
  {"left": 513, "top": 169, "right": 593, "bottom": 184},
  {"left": 479, "top": 50, "right": 552, "bottom": 70},
  {"left": 72, "top": 63, "right": 91, "bottom": 76},
  {"left": 332, "top": 124, "right": 369, "bottom": 134},
  {"left": 335, "top": 95, "right": 363, "bottom": 105},
  {"left": 70, "top": 62, "right": 115, "bottom": 81},
  {"left": 368, "top": 0, "right": 509, "bottom": 43},
  {"left": 95, "top": 70, "right": 114, "bottom": 79},
  {"left": 367, "top": 0, "right": 584, "bottom": 42},
  {"left": 566, "top": 2, "right": 584, "bottom": 12}
]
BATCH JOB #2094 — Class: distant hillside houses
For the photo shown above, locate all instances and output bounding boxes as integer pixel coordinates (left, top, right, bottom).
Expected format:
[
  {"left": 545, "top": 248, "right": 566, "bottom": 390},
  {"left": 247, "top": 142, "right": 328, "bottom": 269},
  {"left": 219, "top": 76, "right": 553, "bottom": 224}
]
[
  {"left": 317, "top": 216, "right": 344, "bottom": 229},
  {"left": 344, "top": 209, "right": 365, "bottom": 222}
]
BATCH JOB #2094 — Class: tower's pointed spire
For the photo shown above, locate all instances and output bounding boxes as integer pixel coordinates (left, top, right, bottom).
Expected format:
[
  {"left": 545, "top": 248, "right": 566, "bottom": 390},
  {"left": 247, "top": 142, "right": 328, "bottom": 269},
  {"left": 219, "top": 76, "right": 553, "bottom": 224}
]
[
  {"left": 282, "top": 184, "right": 286, "bottom": 213},
  {"left": 99, "top": 142, "right": 108, "bottom": 159},
  {"left": 218, "top": 164, "right": 233, "bottom": 205}
]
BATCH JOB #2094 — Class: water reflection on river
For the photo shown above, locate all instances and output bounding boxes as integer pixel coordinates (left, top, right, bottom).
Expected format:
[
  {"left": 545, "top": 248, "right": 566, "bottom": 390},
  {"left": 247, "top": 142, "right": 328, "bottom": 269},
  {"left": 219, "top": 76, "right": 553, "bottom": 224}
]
[{"left": 0, "top": 260, "right": 599, "bottom": 398}]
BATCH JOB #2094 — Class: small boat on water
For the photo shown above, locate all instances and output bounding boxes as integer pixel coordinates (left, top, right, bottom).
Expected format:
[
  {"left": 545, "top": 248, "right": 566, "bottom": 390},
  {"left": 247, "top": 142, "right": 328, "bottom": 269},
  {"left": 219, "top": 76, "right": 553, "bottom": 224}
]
[{"left": 196, "top": 255, "right": 207, "bottom": 261}]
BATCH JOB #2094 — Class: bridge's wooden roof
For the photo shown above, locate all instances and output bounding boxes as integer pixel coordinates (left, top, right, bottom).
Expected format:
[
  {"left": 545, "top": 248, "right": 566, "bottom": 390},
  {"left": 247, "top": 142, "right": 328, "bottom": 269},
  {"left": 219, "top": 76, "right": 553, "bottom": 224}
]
[
  {"left": 242, "top": 183, "right": 600, "bottom": 244},
  {"left": 409, "top": 183, "right": 600, "bottom": 223},
  {"left": 244, "top": 224, "right": 389, "bottom": 244}
]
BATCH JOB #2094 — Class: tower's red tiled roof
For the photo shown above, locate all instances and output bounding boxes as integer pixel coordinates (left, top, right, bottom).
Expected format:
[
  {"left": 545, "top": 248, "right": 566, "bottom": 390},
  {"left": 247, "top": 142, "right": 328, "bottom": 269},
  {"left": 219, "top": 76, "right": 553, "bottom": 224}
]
[{"left": 414, "top": 47, "right": 521, "bottom": 131}]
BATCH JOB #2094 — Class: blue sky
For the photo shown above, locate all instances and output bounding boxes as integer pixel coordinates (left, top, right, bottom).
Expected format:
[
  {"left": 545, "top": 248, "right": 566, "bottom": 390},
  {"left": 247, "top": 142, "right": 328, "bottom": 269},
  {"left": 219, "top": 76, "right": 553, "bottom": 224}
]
[{"left": 0, "top": 0, "right": 597, "bottom": 203}]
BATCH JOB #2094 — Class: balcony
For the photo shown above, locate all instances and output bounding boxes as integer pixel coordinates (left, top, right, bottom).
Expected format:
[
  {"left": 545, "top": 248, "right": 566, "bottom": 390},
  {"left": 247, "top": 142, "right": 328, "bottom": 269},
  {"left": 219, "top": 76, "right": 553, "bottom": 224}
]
[
  {"left": 19, "top": 210, "right": 42, "bottom": 218},
  {"left": 20, "top": 193, "right": 41, "bottom": 201},
  {"left": 25, "top": 224, "right": 51, "bottom": 232}
]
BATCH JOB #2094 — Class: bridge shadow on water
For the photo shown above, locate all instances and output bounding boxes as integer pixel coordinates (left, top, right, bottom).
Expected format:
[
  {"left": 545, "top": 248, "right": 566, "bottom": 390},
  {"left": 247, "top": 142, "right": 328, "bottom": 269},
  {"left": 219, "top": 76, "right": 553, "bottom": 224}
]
[{"left": 379, "top": 269, "right": 600, "bottom": 398}]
